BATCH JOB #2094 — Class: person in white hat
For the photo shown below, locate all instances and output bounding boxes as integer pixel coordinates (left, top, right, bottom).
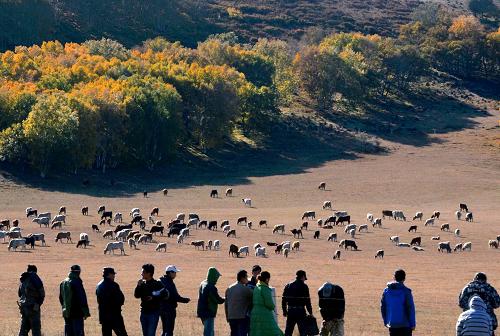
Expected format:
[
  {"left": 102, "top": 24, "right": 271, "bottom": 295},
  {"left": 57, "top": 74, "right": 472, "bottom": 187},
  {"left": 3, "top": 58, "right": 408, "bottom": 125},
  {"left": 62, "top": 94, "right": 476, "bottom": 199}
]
[{"left": 159, "top": 265, "right": 190, "bottom": 336}]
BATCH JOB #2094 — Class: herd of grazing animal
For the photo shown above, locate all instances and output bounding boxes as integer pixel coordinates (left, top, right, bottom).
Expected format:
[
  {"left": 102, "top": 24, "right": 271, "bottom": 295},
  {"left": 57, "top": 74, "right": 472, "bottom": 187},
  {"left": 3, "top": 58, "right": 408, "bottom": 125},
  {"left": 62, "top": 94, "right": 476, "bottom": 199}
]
[{"left": 1, "top": 185, "right": 496, "bottom": 265}]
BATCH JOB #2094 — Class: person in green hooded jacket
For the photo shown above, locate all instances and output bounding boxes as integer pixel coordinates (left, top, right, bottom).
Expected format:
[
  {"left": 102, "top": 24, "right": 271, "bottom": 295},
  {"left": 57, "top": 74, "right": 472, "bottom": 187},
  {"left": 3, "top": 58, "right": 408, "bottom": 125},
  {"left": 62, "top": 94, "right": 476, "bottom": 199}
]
[
  {"left": 250, "top": 271, "right": 284, "bottom": 336},
  {"left": 197, "top": 267, "right": 225, "bottom": 336},
  {"left": 59, "top": 265, "right": 90, "bottom": 336}
]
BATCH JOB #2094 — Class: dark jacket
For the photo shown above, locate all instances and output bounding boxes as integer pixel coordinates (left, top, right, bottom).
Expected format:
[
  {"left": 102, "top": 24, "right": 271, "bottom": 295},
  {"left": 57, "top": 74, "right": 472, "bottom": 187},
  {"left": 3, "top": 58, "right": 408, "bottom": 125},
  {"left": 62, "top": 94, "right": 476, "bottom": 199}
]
[
  {"left": 381, "top": 281, "right": 416, "bottom": 329},
  {"left": 459, "top": 280, "right": 500, "bottom": 329},
  {"left": 59, "top": 272, "right": 90, "bottom": 319},
  {"left": 134, "top": 278, "right": 168, "bottom": 313},
  {"left": 318, "top": 282, "right": 345, "bottom": 320},
  {"left": 248, "top": 276, "right": 258, "bottom": 290},
  {"left": 96, "top": 278, "right": 125, "bottom": 323},
  {"left": 159, "top": 275, "right": 189, "bottom": 311},
  {"left": 197, "top": 267, "right": 225, "bottom": 319},
  {"left": 282, "top": 279, "right": 313, "bottom": 315},
  {"left": 19, "top": 272, "right": 45, "bottom": 308}
]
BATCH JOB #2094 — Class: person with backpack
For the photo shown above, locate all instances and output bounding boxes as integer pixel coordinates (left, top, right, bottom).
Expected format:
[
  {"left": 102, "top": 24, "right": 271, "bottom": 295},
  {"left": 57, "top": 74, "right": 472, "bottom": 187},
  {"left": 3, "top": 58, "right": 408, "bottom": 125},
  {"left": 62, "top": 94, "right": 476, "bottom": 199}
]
[
  {"left": 18, "top": 265, "right": 45, "bottom": 336},
  {"left": 96, "top": 267, "right": 128, "bottom": 336},
  {"left": 159, "top": 265, "right": 190, "bottom": 336},
  {"left": 318, "top": 282, "right": 345, "bottom": 336},
  {"left": 380, "top": 269, "right": 416, "bottom": 336},
  {"left": 197, "top": 267, "right": 225, "bottom": 336},
  {"left": 456, "top": 295, "right": 493, "bottom": 336},
  {"left": 59, "top": 265, "right": 91, "bottom": 336}
]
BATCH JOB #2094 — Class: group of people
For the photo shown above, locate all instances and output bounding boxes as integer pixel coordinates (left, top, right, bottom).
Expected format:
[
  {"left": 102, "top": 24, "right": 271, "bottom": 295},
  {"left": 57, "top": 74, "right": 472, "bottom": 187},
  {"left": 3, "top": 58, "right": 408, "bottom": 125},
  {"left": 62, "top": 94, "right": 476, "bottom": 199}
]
[{"left": 16, "top": 263, "right": 500, "bottom": 336}]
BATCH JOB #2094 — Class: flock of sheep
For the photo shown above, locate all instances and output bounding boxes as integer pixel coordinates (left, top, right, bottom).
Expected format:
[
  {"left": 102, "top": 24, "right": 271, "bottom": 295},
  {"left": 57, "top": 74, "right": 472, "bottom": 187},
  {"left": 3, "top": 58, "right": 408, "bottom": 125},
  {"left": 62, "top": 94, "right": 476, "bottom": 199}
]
[{"left": 1, "top": 183, "right": 499, "bottom": 262}]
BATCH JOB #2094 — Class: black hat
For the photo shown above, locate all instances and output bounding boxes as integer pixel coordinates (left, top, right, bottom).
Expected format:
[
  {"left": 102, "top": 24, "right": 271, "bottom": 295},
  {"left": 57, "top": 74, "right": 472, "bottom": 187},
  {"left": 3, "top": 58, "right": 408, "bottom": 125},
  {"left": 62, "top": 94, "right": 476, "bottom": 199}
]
[
  {"left": 103, "top": 267, "right": 116, "bottom": 276},
  {"left": 296, "top": 270, "right": 307, "bottom": 280},
  {"left": 70, "top": 265, "right": 81, "bottom": 272}
]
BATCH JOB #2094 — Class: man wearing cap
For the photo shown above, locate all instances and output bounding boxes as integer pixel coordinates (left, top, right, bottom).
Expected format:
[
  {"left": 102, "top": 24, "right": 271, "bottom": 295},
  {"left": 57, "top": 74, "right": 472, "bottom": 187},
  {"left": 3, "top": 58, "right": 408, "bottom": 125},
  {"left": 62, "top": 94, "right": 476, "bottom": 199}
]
[
  {"left": 225, "top": 269, "right": 253, "bottom": 336},
  {"left": 459, "top": 272, "right": 500, "bottom": 335},
  {"left": 134, "top": 264, "right": 168, "bottom": 336},
  {"left": 18, "top": 265, "right": 45, "bottom": 336},
  {"left": 247, "top": 265, "right": 262, "bottom": 290},
  {"left": 96, "top": 267, "right": 128, "bottom": 336},
  {"left": 59, "top": 265, "right": 90, "bottom": 336},
  {"left": 282, "top": 270, "right": 313, "bottom": 336},
  {"left": 159, "top": 265, "right": 190, "bottom": 336}
]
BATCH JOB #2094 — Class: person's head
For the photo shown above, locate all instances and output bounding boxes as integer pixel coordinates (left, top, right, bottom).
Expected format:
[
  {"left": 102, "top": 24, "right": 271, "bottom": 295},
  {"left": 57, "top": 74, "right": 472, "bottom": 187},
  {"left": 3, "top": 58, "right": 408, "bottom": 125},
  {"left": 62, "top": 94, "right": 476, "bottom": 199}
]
[
  {"left": 296, "top": 270, "right": 307, "bottom": 282},
  {"left": 207, "top": 267, "right": 221, "bottom": 285},
  {"left": 103, "top": 267, "right": 116, "bottom": 281},
  {"left": 394, "top": 269, "right": 406, "bottom": 283},
  {"left": 70, "top": 265, "right": 81, "bottom": 275},
  {"left": 142, "top": 264, "right": 155, "bottom": 280},
  {"left": 252, "top": 265, "right": 262, "bottom": 277},
  {"left": 237, "top": 270, "right": 248, "bottom": 284},
  {"left": 258, "top": 271, "right": 271, "bottom": 284},
  {"left": 165, "top": 265, "right": 180, "bottom": 280},
  {"left": 474, "top": 272, "right": 487, "bottom": 283},
  {"left": 27, "top": 265, "right": 37, "bottom": 273}
]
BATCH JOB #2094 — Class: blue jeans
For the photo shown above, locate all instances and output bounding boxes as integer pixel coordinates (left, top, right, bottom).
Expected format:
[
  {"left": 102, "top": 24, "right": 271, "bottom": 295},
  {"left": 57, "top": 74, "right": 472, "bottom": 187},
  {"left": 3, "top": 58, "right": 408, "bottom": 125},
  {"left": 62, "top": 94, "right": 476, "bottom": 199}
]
[
  {"left": 229, "top": 317, "right": 250, "bottom": 336},
  {"left": 64, "top": 318, "right": 84, "bottom": 336},
  {"left": 140, "top": 311, "right": 160, "bottom": 336},
  {"left": 201, "top": 318, "right": 215, "bottom": 336}
]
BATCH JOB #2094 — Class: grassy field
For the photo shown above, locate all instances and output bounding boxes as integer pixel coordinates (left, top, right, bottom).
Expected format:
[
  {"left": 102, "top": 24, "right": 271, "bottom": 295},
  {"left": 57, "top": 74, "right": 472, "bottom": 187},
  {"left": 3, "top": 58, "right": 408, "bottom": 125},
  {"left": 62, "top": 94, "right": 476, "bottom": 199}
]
[{"left": 0, "top": 87, "right": 498, "bottom": 335}]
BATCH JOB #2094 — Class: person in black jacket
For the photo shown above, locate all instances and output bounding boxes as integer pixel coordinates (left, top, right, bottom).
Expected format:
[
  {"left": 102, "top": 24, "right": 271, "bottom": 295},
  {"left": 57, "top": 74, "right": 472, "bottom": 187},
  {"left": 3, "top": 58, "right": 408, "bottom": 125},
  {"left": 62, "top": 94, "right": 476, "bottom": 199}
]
[
  {"left": 159, "top": 265, "right": 190, "bottom": 336},
  {"left": 318, "top": 282, "right": 345, "bottom": 336},
  {"left": 134, "top": 264, "right": 169, "bottom": 336},
  {"left": 282, "top": 270, "right": 313, "bottom": 336},
  {"left": 96, "top": 267, "right": 128, "bottom": 336},
  {"left": 18, "top": 264, "right": 45, "bottom": 336}
]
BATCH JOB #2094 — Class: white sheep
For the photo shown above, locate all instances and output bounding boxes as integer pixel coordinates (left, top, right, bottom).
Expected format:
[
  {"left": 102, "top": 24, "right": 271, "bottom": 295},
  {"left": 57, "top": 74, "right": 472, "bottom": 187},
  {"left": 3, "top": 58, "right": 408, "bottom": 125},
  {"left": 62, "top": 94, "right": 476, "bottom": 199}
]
[
  {"left": 238, "top": 246, "right": 249, "bottom": 256},
  {"left": 104, "top": 241, "right": 124, "bottom": 255},
  {"left": 255, "top": 247, "right": 266, "bottom": 257},
  {"left": 463, "top": 242, "right": 472, "bottom": 251},
  {"left": 242, "top": 198, "right": 252, "bottom": 207},
  {"left": 367, "top": 213, "right": 374, "bottom": 223},
  {"left": 455, "top": 211, "right": 462, "bottom": 220},
  {"left": 348, "top": 229, "right": 356, "bottom": 238},
  {"left": 413, "top": 212, "right": 423, "bottom": 221},
  {"left": 114, "top": 213, "right": 123, "bottom": 223},
  {"left": 222, "top": 225, "right": 231, "bottom": 233},
  {"left": 213, "top": 240, "right": 221, "bottom": 250},
  {"left": 253, "top": 243, "right": 262, "bottom": 250},
  {"left": 390, "top": 236, "right": 400, "bottom": 245},
  {"left": 455, "top": 229, "right": 461, "bottom": 237},
  {"left": 155, "top": 243, "right": 167, "bottom": 252},
  {"left": 358, "top": 224, "right": 368, "bottom": 232},
  {"left": 424, "top": 218, "right": 435, "bottom": 226}
]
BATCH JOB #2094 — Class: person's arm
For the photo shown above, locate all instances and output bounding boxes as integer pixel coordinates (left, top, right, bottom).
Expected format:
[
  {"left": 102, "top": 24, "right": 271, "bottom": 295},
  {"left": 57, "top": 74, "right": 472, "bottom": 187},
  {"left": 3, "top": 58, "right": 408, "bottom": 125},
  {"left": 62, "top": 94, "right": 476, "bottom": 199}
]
[
  {"left": 18, "top": 283, "right": 23, "bottom": 300},
  {"left": 282, "top": 285, "right": 288, "bottom": 316},
  {"left": 458, "top": 287, "right": 469, "bottom": 310},
  {"left": 172, "top": 283, "right": 189, "bottom": 303},
  {"left": 134, "top": 282, "right": 143, "bottom": 299},
  {"left": 224, "top": 288, "right": 230, "bottom": 321},
  {"left": 211, "top": 286, "right": 225, "bottom": 304},
  {"left": 490, "top": 286, "right": 500, "bottom": 309},
  {"left": 59, "top": 283, "right": 64, "bottom": 306},
  {"left": 337, "top": 287, "right": 346, "bottom": 317},
  {"left": 406, "top": 290, "right": 416, "bottom": 329},
  {"left": 456, "top": 314, "right": 464, "bottom": 336},
  {"left": 76, "top": 282, "right": 90, "bottom": 318},
  {"left": 305, "top": 285, "right": 313, "bottom": 315},
  {"left": 116, "top": 284, "right": 125, "bottom": 307},
  {"left": 38, "top": 283, "right": 45, "bottom": 306},
  {"left": 262, "top": 287, "right": 276, "bottom": 311},
  {"left": 380, "top": 291, "right": 387, "bottom": 326}
]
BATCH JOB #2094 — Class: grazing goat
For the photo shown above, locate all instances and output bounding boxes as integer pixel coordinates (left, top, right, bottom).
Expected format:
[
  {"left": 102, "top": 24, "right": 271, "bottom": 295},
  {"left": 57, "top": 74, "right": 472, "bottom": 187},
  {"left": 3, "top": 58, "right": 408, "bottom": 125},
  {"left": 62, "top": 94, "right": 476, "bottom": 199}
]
[
  {"left": 210, "top": 189, "right": 218, "bottom": 198},
  {"left": 8, "top": 239, "right": 26, "bottom": 251},
  {"left": 412, "top": 246, "right": 424, "bottom": 252},
  {"left": 302, "top": 211, "right": 316, "bottom": 220},
  {"left": 128, "top": 238, "right": 137, "bottom": 249},
  {"left": 237, "top": 217, "right": 247, "bottom": 225},
  {"left": 339, "top": 239, "right": 358, "bottom": 250},
  {"left": 336, "top": 216, "right": 350, "bottom": 226},
  {"left": 33, "top": 217, "right": 50, "bottom": 228},
  {"left": 255, "top": 247, "right": 266, "bottom": 257},
  {"left": 438, "top": 242, "right": 451, "bottom": 253},
  {"left": 375, "top": 250, "right": 384, "bottom": 259},
  {"left": 104, "top": 241, "right": 125, "bottom": 255},
  {"left": 59, "top": 206, "right": 66, "bottom": 215},
  {"left": 313, "top": 230, "right": 320, "bottom": 239},
  {"left": 213, "top": 240, "right": 220, "bottom": 250},
  {"left": 273, "top": 224, "right": 285, "bottom": 234},
  {"left": 372, "top": 218, "right": 382, "bottom": 228},
  {"left": 81, "top": 207, "right": 88, "bottom": 216},
  {"left": 454, "top": 243, "right": 463, "bottom": 252},
  {"left": 455, "top": 229, "right": 460, "bottom": 237},
  {"left": 408, "top": 225, "right": 417, "bottom": 233},
  {"left": 163, "top": 189, "right": 168, "bottom": 196},
  {"left": 413, "top": 212, "right": 423, "bottom": 221},
  {"left": 359, "top": 224, "right": 368, "bottom": 233},
  {"left": 103, "top": 230, "right": 114, "bottom": 239},
  {"left": 424, "top": 218, "right": 435, "bottom": 226},
  {"left": 225, "top": 188, "right": 233, "bottom": 197},
  {"left": 156, "top": 243, "right": 167, "bottom": 252},
  {"left": 390, "top": 236, "right": 400, "bottom": 245},
  {"left": 290, "top": 229, "right": 303, "bottom": 239},
  {"left": 151, "top": 207, "right": 159, "bottom": 216},
  {"left": 55, "top": 232, "right": 72, "bottom": 243},
  {"left": 259, "top": 220, "right": 268, "bottom": 227},
  {"left": 328, "top": 233, "right": 338, "bottom": 242},
  {"left": 323, "top": 201, "right": 332, "bottom": 210},
  {"left": 460, "top": 203, "right": 469, "bottom": 212},
  {"left": 431, "top": 236, "right": 440, "bottom": 241},
  {"left": 465, "top": 212, "right": 473, "bottom": 222},
  {"left": 238, "top": 246, "right": 249, "bottom": 256},
  {"left": 440, "top": 223, "right": 450, "bottom": 231},
  {"left": 51, "top": 221, "right": 62, "bottom": 230},
  {"left": 410, "top": 237, "right": 421, "bottom": 246},
  {"left": 431, "top": 211, "right": 440, "bottom": 219},
  {"left": 191, "top": 240, "right": 205, "bottom": 250},
  {"left": 333, "top": 250, "right": 341, "bottom": 260},
  {"left": 393, "top": 210, "right": 406, "bottom": 221},
  {"left": 76, "top": 240, "right": 88, "bottom": 248},
  {"left": 229, "top": 244, "right": 239, "bottom": 257},
  {"left": 382, "top": 210, "right": 393, "bottom": 219},
  {"left": 98, "top": 205, "right": 105, "bottom": 215},
  {"left": 301, "top": 222, "right": 309, "bottom": 231},
  {"left": 226, "top": 229, "right": 236, "bottom": 238},
  {"left": 292, "top": 241, "right": 300, "bottom": 251},
  {"left": 283, "top": 248, "right": 290, "bottom": 258},
  {"left": 367, "top": 213, "right": 374, "bottom": 223},
  {"left": 242, "top": 198, "right": 252, "bottom": 207},
  {"left": 456, "top": 211, "right": 462, "bottom": 220},
  {"left": 318, "top": 182, "right": 326, "bottom": 190},
  {"left": 463, "top": 242, "right": 472, "bottom": 251},
  {"left": 489, "top": 240, "right": 498, "bottom": 249}
]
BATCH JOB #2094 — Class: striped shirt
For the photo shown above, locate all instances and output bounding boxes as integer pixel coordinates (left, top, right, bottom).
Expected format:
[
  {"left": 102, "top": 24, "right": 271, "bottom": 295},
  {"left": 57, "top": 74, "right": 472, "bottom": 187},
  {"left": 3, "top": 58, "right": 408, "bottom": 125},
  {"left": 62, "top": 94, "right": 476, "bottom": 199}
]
[{"left": 456, "top": 296, "right": 493, "bottom": 336}]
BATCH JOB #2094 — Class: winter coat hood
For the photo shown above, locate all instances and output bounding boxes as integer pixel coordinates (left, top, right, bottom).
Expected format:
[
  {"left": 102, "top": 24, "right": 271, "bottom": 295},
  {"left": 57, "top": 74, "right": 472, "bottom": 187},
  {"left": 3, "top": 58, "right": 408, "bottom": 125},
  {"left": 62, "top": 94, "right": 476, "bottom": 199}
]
[
  {"left": 207, "top": 267, "right": 221, "bottom": 285},
  {"left": 319, "top": 282, "right": 333, "bottom": 297},
  {"left": 470, "top": 296, "right": 487, "bottom": 311}
]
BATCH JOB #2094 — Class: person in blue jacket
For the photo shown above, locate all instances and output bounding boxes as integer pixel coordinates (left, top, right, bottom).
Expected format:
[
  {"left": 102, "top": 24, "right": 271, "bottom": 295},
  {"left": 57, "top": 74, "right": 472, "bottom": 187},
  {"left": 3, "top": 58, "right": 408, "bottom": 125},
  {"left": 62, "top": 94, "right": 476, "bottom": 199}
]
[{"left": 380, "top": 269, "right": 416, "bottom": 336}]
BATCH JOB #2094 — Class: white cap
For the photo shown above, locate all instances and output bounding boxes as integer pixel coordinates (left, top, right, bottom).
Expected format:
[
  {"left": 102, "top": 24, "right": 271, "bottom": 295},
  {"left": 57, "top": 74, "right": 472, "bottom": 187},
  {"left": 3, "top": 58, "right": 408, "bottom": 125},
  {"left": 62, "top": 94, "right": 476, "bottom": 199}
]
[{"left": 165, "top": 265, "right": 180, "bottom": 273}]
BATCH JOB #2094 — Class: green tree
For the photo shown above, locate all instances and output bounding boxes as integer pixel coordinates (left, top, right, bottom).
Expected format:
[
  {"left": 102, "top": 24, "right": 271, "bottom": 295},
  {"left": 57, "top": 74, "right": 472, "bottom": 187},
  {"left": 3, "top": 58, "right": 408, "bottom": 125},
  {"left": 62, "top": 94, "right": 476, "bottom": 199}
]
[{"left": 22, "top": 94, "right": 79, "bottom": 177}]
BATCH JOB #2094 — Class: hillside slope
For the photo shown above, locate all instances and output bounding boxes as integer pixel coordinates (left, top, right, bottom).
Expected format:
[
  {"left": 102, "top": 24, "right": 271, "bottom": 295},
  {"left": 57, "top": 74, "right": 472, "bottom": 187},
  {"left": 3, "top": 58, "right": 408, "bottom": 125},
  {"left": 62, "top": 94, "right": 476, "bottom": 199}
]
[{"left": 0, "top": 0, "right": 422, "bottom": 50}]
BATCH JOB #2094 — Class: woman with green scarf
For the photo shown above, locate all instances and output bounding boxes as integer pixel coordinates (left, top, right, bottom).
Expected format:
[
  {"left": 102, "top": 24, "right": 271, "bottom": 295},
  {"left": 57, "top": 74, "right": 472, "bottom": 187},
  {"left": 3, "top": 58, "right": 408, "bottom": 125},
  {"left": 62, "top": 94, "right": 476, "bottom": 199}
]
[{"left": 250, "top": 271, "right": 284, "bottom": 336}]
